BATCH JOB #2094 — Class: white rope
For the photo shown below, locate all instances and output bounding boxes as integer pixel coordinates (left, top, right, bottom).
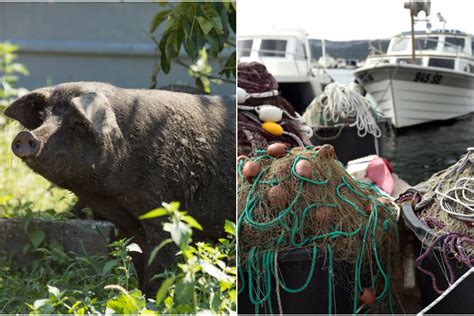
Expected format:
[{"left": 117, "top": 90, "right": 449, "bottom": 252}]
[
  {"left": 417, "top": 267, "right": 474, "bottom": 315},
  {"left": 435, "top": 177, "right": 474, "bottom": 221},
  {"left": 321, "top": 83, "right": 382, "bottom": 138}
]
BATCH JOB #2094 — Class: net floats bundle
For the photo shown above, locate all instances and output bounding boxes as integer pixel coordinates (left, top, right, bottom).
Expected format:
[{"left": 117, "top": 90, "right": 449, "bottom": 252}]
[
  {"left": 397, "top": 148, "right": 474, "bottom": 313},
  {"left": 237, "top": 143, "right": 402, "bottom": 314},
  {"left": 237, "top": 62, "right": 312, "bottom": 157}
]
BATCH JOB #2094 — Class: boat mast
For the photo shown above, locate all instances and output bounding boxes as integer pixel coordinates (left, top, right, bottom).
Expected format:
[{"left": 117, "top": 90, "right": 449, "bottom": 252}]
[
  {"left": 321, "top": 39, "right": 327, "bottom": 68},
  {"left": 410, "top": 13, "right": 416, "bottom": 63},
  {"left": 404, "top": 0, "right": 431, "bottom": 63}
]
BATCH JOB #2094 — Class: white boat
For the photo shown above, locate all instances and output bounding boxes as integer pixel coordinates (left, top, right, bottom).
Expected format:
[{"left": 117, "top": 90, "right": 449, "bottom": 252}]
[
  {"left": 354, "top": 29, "right": 474, "bottom": 128},
  {"left": 238, "top": 29, "right": 333, "bottom": 113},
  {"left": 318, "top": 55, "right": 337, "bottom": 68}
]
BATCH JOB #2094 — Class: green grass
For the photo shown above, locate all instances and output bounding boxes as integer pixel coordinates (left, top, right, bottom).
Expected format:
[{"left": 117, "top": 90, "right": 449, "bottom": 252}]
[{"left": 0, "top": 119, "right": 76, "bottom": 218}]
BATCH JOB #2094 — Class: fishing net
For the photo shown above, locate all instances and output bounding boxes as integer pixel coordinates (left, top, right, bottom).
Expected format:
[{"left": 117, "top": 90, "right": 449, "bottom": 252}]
[
  {"left": 238, "top": 62, "right": 309, "bottom": 157},
  {"left": 302, "top": 83, "right": 382, "bottom": 139},
  {"left": 397, "top": 149, "right": 473, "bottom": 294},
  {"left": 237, "top": 144, "right": 402, "bottom": 314}
]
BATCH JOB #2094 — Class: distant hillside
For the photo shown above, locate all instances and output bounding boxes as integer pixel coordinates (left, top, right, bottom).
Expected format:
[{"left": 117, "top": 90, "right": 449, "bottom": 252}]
[{"left": 309, "top": 39, "right": 390, "bottom": 61}]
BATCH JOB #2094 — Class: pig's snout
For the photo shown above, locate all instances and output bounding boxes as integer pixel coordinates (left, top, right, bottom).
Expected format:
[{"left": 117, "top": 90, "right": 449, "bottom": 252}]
[{"left": 12, "top": 131, "right": 42, "bottom": 158}]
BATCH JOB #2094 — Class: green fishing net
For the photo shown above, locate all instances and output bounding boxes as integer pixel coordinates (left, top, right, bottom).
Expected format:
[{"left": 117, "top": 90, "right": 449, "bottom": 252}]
[{"left": 237, "top": 144, "right": 402, "bottom": 314}]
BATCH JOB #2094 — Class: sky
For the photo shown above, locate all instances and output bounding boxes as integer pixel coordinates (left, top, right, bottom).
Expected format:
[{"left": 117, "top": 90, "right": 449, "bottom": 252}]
[{"left": 238, "top": 0, "right": 474, "bottom": 41}]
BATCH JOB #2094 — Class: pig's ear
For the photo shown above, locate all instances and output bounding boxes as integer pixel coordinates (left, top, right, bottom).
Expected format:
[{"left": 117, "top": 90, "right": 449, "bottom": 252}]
[
  {"left": 4, "top": 88, "right": 52, "bottom": 129},
  {"left": 70, "top": 92, "right": 121, "bottom": 138}
]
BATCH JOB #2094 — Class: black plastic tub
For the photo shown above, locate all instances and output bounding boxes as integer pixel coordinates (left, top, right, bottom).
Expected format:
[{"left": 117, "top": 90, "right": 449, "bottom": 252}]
[
  {"left": 310, "top": 120, "right": 386, "bottom": 165},
  {"left": 238, "top": 247, "right": 354, "bottom": 314},
  {"left": 401, "top": 203, "right": 474, "bottom": 314}
]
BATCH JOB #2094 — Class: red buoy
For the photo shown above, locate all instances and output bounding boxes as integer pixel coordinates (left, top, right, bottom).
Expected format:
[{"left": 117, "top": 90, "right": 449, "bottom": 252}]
[
  {"left": 267, "top": 143, "right": 287, "bottom": 158},
  {"left": 243, "top": 161, "right": 260, "bottom": 182},
  {"left": 359, "top": 288, "right": 376, "bottom": 305},
  {"left": 267, "top": 185, "right": 288, "bottom": 209},
  {"left": 295, "top": 159, "right": 312, "bottom": 178}
]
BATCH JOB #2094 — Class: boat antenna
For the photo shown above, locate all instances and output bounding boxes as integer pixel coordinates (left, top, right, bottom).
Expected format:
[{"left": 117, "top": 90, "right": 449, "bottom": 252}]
[
  {"left": 321, "top": 39, "right": 327, "bottom": 69},
  {"left": 437, "top": 12, "right": 447, "bottom": 32},
  {"left": 404, "top": 0, "right": 431, "bottom": 63}
]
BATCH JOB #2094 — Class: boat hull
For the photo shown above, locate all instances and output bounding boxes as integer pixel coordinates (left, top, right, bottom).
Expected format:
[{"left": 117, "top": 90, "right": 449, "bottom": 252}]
[{"left": 354, "top": 64, "right": 474, "bottom": 128}]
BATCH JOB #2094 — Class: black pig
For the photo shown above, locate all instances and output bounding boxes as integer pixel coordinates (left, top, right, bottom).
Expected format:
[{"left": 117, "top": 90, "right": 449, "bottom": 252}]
[{"left": 4, "top": 82, "right": 236, "bottom": 295}]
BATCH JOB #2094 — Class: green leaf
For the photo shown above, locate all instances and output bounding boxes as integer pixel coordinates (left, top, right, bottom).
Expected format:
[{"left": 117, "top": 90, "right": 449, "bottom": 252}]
[
  {"left": 149, "top": 9, "right": 172, "bottom": 33},
  {"left": 0, "top": 195, "right": 12, "bottom": 204},
  {"left": 162, "top": 201, "right": 180, "bottom": 213},
  {"left": 29, "top": 229, "right": 46, "bottom": 248},
  {"left": 163, "top": 220, "right": 192, "bottom": 249},
  {"left": 210, "top": 290, "right": 222, "bottom": 312},
  {"left": 126, "top": 242, "right": 142, "bottom": 253},
  {"left": 8, "top": 63, "right": 29, "bottom": 76},
  {"left": 33, "top": 298, "right": 49, "bottom": 310},
  {"left": 228, "top": 5, "right": 236, "bottom": 34},
  {"left": 102, "top": 259, "right": 117, "bottom": 276},
  {"left": 196, "top": 16, "right": 213, "bottom": 35},
  {"left": 224, "top": 219, "right": 236, "bottom": 236},
  {"left": 183, "top": 215, "right": 203, "bottom": 230},
  {"left": 220, "top": 51, "right": 236, "bottom": 78},
  {"left": 147, "top": 238, "right": 173, "bottom": 266},
  {"left": 183, "top": 37, "right": 198, "bottom": 60},
  {"left": 228, "top": 289, "right": 237, "bottom": 302},
  {"left": 155, "top": 276, "right": 175, "bottom": 306},
  {"left": 47, "top": 285, "right": 60, "bottom": 298},
  {"left": 139, "top": 207, "right": 168, "bottom": 220},
  {"left": 201, "top": 3, "right": 223, "bottom": 34},
  {"left": 174, "top": 275, "right": 194, "bottom": 305},
  {"left": 159, "top": 33, "right": 171, "bottom": 73},
  {"left": 219, "top": 279, "right": 232, "bottom": 292},
  {"left": 200, "top": 261, "right": 227, "bottom": 281},
  {"left": 207, "top": 35, "right": 220, "bottom": 58}
]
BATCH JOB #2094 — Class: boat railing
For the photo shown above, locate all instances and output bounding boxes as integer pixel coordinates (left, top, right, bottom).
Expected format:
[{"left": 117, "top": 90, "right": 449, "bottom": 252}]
[
  {"left": 237, "top": 47, "right": 307, "bottom": 60},
  {"left": 368, "top": 39, "right": 387, "bottom": 56},
  {"left": 387, "top": 36, "right": 469, "bottom": 59},
  {"left": 413, "top": 37, "right": 468, "bottom": 57}
]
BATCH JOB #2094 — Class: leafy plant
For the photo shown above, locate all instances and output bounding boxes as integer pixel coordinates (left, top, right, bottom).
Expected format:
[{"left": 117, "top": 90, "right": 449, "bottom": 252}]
[
  {"left": 1, "top": 238, "right": 138, "bottom": 314},
  {"left": 14, "top": 202, "right": 236, "bottom": 314},
  {"left": 139, "top": 202, "right": 236, "bottom": 314},
  {"left": 0, "top": 42, "right": 29, "bottom": 114},
  {"left": 149, "top": 1, "right": 236, "bottom": 93}
]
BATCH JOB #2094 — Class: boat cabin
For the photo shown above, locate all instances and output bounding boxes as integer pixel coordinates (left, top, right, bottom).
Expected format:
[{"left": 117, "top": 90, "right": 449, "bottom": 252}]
[
  {"left": 238, "top": 29, "right": 332, "bottom": 113},
  {"left": 366, "top": 30, "right": 474, "bottom": 73},
  {"left": 238, "top": 29, "right": 313, "bottom": 83}
]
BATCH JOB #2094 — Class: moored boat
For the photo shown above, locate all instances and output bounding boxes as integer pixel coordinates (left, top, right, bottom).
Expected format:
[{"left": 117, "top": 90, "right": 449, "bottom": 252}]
[
  {"left": 238, "top": 29, "right": 333, "bottom": 113},
  {"left": 354, "top": 29, "right": 474, "bottom": 128}
]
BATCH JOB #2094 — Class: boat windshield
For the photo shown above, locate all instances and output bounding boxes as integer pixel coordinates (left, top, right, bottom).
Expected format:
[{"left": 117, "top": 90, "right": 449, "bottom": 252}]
[
  {"left": 443, "top": 37, "right": 464, "bottom": 53},
  {"left": 391, "top": 38, "right": 410, "bottom": 52},
  {"left": 295, "top": 41, "right": 307, "bottom": 60},
  {"left": 415, "top": 37, "right": 438, "bottom": 51},
  {"left": 258, "top": 40, "right": 287, "bottom": 57},
  {"left": 238, "top": 40, "right": 253, "bottom": 57}
]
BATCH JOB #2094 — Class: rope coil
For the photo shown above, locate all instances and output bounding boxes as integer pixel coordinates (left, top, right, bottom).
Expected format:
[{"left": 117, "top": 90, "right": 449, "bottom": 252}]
[{"left": 302, "top": 83, "right": 382, "bottom": 138}]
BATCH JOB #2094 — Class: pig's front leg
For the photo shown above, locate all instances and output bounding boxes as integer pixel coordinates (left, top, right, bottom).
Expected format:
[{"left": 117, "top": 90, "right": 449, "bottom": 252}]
[
  {"left": 141, "top": 221, "right": 178, "bottom": 297},
  {"left": 74, "top": 193, "right": 149, "bottom": 290}
]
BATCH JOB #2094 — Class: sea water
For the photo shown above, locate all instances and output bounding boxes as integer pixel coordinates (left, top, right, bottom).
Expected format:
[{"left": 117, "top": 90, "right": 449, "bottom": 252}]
[{"left": 326, "top": 68, "right": 474, "bottom": 185}]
